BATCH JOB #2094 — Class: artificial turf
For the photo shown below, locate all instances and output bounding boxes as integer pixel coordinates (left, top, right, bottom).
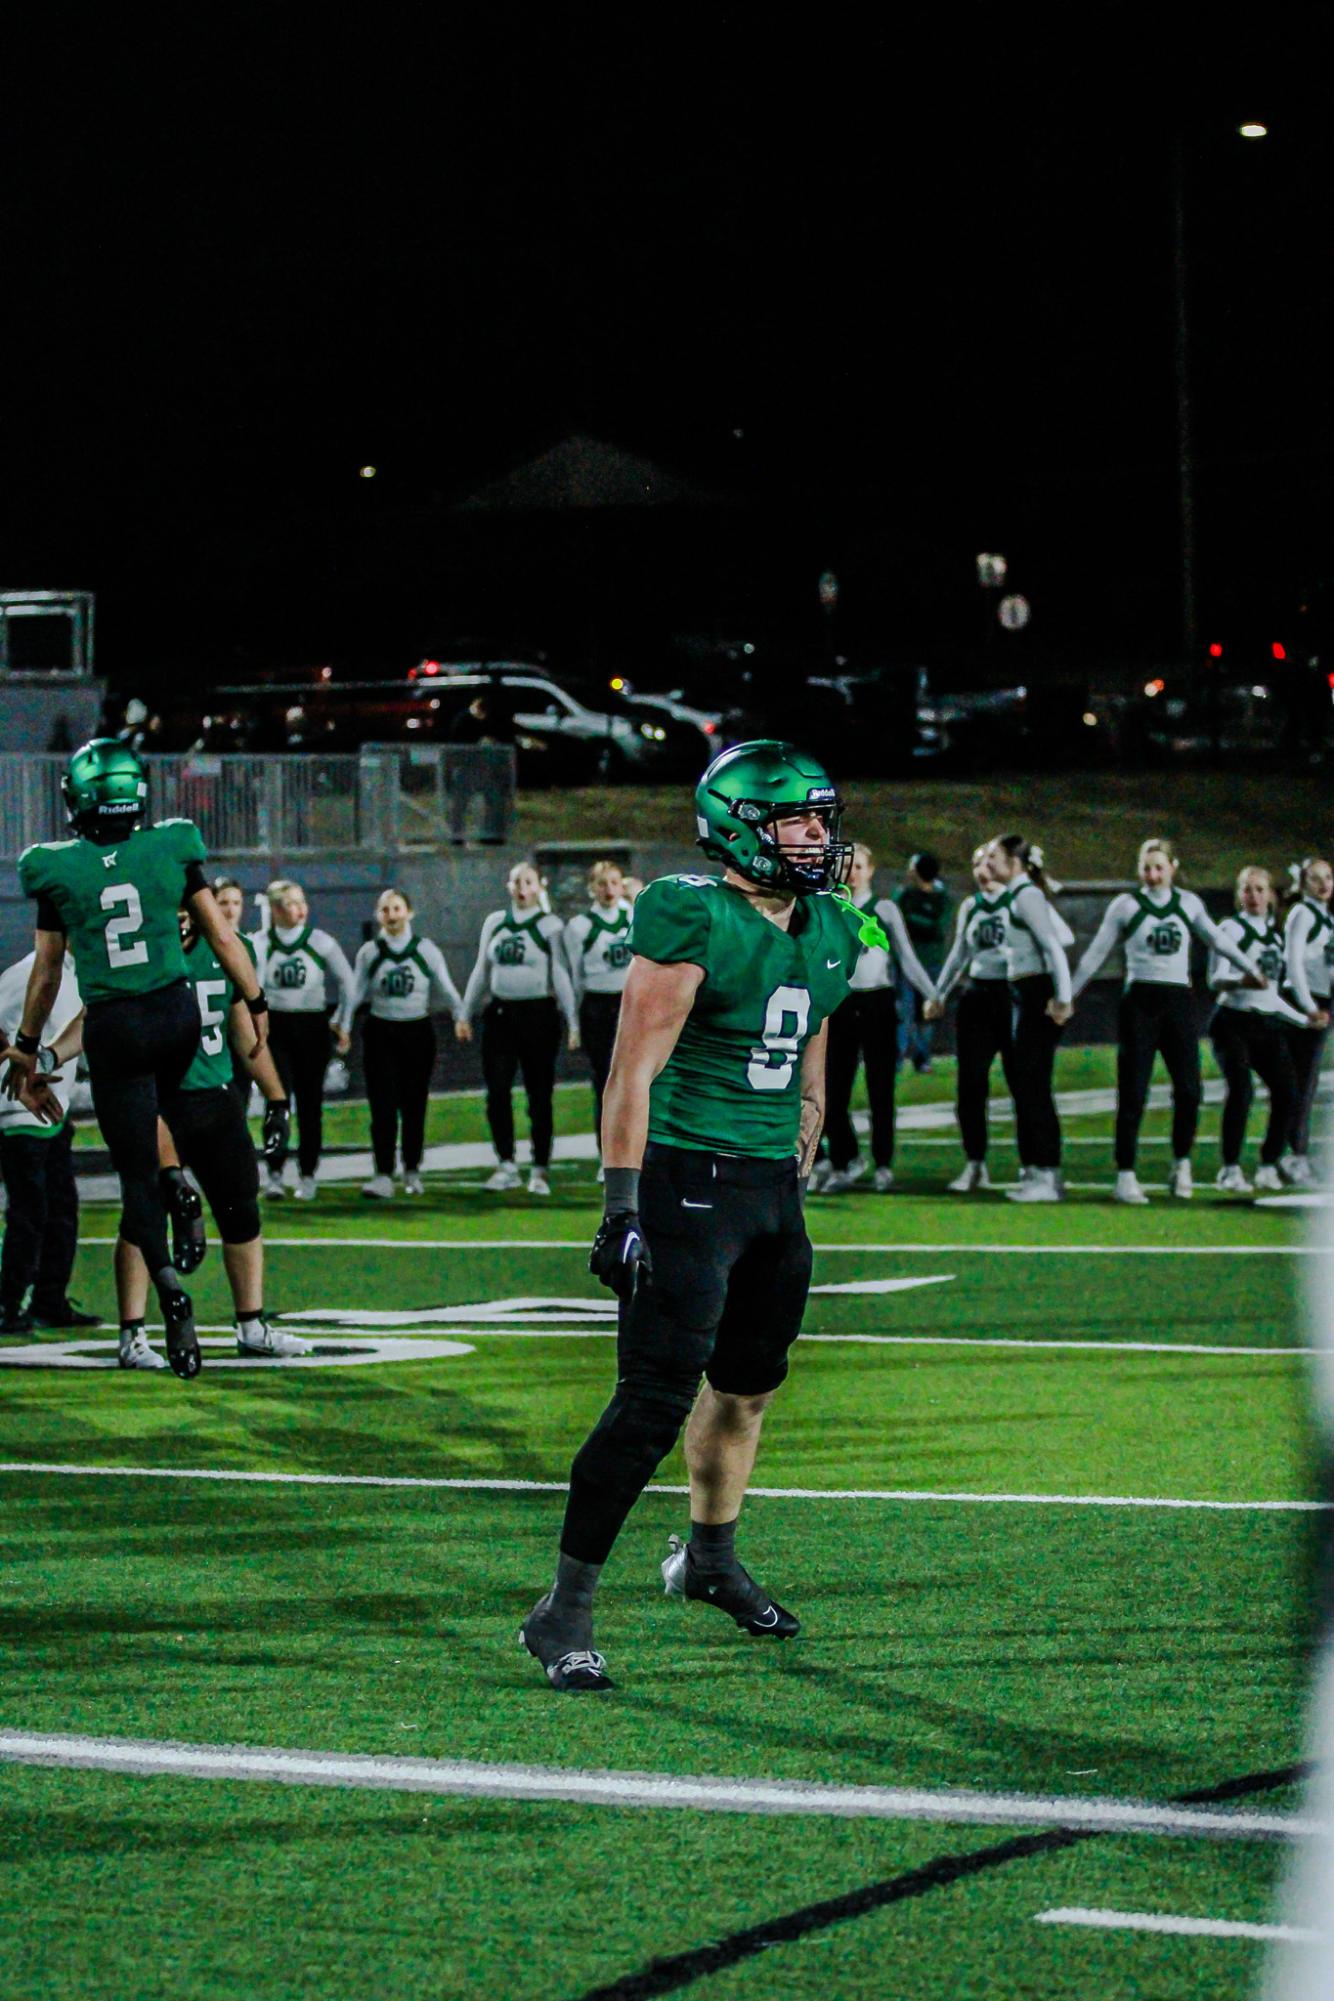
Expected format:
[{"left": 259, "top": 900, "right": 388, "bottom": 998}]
[{"left": 0, "top": 1057, "right": 1326, "bottom": 1999}]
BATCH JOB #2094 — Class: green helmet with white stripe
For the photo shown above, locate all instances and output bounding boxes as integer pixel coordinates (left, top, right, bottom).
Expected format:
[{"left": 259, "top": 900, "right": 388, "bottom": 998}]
[{"left": 694, "top": 739, "right": 851, "bottom": 896}]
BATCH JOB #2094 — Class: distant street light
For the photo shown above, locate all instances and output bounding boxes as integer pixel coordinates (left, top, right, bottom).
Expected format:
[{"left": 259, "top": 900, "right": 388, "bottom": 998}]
[
  {"left": 975, "top": 552, "right": 1007, "bottom": 588},
  {"left": 1239, "top": 123, "right": 1268, "bottom": 139},
  {"left": 359, "top": 465, "right": 377, "bottom": 479}
]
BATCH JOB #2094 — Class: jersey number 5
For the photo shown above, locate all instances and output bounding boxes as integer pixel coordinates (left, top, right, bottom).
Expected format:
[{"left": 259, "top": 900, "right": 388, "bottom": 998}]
[
  {"left": 100, "top": 883, "right": 149, "bottom": 969},
  {"left": 747, "top": 984, "right": 811, "bottom": 1091}
]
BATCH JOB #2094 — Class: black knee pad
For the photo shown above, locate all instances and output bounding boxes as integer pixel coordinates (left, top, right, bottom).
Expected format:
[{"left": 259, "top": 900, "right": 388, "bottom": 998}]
[
  {"left": 217, "top": 1197, "right": 260, "bottom": 1245},
  {"left": 571, "top": 1370, "right": 699, "bottom": 1496}
]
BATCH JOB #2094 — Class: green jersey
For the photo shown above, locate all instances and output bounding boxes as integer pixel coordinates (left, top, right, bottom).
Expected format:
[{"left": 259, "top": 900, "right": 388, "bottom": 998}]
[
  {"left": 180, "top": 933, "right": 240, "bottom": 1094},
  {"left": 18, "top": 818, "right": 207, "bottom": 1007},
  {"left": 630, "top": 874, "right": 862, "bottom": 1157}
]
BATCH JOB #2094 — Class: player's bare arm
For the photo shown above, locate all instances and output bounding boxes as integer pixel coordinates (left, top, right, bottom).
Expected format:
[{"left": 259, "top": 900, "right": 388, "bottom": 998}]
[
  {"left": 796, "top": 1018, "right": 828, "bottom": 1177},
  {"left": 600, "top": 956, "right": 704, "bottom": 1168},
  {"left": 189, "top": 885, "right": 269, "bottom": 1056},
  {"left": 2, "top": 929, "right": 66, "bottom": 1099}
]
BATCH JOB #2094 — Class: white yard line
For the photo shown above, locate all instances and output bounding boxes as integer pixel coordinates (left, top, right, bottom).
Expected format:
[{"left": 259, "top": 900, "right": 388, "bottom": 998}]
[
  {"left": 0, "top": 1729, "right": 1320, "bottom": 1839},
  {"left": 1034, "top": 1907, "right": 1322, "bottom": 1944},
  {"left": 74, "top": 1238, "right": 1333, "bottom": 1254},
  {"left": 0, "top": 1462, "right": 1322, "bottom": 1510}
]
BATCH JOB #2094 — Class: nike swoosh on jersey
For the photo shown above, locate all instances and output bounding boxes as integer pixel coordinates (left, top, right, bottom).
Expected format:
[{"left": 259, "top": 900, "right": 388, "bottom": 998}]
[{"left": 826, "top": 957, "right": 841, "bottom": 969}]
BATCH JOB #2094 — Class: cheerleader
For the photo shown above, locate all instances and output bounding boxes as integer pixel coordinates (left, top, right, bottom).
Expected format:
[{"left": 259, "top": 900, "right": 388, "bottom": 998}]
[
  {"left": 1282, "top": 857, "right": 1334, "bottom": 1182},
  {"left": 260, "top": 879, "right": 356, "bottom": 1200},
  {"left": 457, "top": 860, "right": 578, "bottom": 1196},
  {"left": 819, "top": 842, "right": 939, "bottom": 1193},
  {"left": 934, "top": 843, "right": 1014, "bottom": 1192},
  {"left": 213, "top": 877, "right": 260, "bottom": 1112},
  {"left": 1209, "top": 867, "right": 1321, "bottom": 1192},
  {"left": 341, "top": 888, "right": 464, "bottom": 1199},
  {"left": 1070, "top": 839, "right": 1262, "bottom": 1203},
  {"left": 562, "top": 860, "right": 632, "bottom": 1175},
  {"left": 986, "top": 835, "right": 1073, "bottom": 1203}
]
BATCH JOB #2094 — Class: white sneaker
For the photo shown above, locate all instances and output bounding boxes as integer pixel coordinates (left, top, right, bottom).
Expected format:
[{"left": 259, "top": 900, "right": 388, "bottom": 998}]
[
  {"left": 1169, "top": 1158, "right": 1194, "bottom": 1199},
  {"left": 807, "top": 1160, "right": 834, "bottom": 1194},
  {"left": 947, "top": 1161, "right": 990, "bottom": 1194},
  {"left": 824, "top": 1167, "right": 859, "bottom": 1194},
  {"left": 403, "top": 1171, "right": 424, "bottom": 1197},
  {"left": 1215, "top": 1164, "right": 1253, "bottom": 1194},
  {"left": 293, "top": 1175, "right": 318, "bottom": 1201},
  {"left": 595, "top": 1162, "right": 605, "bottom": 1184},
  {"left": 118, "top": 1329, "right": 168, "bottom": 1371},
  {"left": 361, "top": 1174, "right": 395, "bottom": 1201},
  {"left": 1280, "top": 1153, "right": 1314, "bottom": 1186},
  {"left": 1114, "top": 1171, "right": 1149, "bottom": 1206},
  {"left": 872, "top": 1166, "right": 894, "bottom": 1193},
  {"left": 485, "top": 1162, "right": 521, "bottom": 1192},
  {"left": 1254, "top": 1163, "right": 1284, "bottom": 1192},
  {"left": 264, "top": 1171, "right": 286, "bottom": 1201},
  {"left": 528, "top": 1167, "right": 551, "bottom": 1196},
  {"left": 1006, "top": 1168, "right": 1061, "bottom": 1203},
  {"left": 236, "top": 1319, "right": 314, "bottom": 1357}
]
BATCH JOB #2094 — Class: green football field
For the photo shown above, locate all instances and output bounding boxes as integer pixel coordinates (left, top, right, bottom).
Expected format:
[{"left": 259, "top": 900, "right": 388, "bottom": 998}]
[{"left": 1, "top": 1049, "right": 1327, "bottom": 1999}]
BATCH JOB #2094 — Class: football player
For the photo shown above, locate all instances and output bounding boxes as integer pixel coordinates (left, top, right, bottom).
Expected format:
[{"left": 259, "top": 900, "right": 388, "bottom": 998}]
[
  {"left": 3, "top": 739, "right": 267, "bottom": 1378},
  {"left": 520, "top": 741, "right": 862, "bottom": 1692}
]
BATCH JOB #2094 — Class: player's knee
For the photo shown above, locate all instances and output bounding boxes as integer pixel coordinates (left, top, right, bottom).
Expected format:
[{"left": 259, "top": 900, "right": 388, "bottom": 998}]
[
  {"left": 701, "top": 1386, "right": 774, "bottom": 1430},
  {"left": 217, "top": 1197, "right": 260, "bottom": 1245}
]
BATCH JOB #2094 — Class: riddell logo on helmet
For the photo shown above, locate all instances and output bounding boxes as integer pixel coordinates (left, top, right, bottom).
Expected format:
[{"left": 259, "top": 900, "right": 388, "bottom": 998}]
[{"left": 806, "top": 786, "right": 836, "bottom": 803}]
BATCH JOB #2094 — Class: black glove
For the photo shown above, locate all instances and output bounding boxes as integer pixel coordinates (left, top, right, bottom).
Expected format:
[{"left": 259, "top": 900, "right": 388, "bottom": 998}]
[
  {"left": 261, "top": 1098, "right": 291, "bottom": 1162},
  {"left": 589, "top": 1209, "right": 652, "bottom": 1301}
]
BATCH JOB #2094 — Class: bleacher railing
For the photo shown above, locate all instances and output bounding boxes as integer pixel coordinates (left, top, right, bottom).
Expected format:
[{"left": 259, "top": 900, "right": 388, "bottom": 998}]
[{"left": 0, "top": 745, "right": 515, "bottom": 855}]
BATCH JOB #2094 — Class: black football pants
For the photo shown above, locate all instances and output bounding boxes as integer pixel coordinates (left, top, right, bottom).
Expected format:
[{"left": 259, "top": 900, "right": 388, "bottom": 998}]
[
  {"left": 83, "top": 980, "right": 200, "bottom": 1278},
  {"left": 824, "top": 988, "right": 898, "bottom": 1171},
  {"left": 267, "top": 1011, "right": 331, "bottom": 1176},
  {"left": 481, "top": 997, "right": 561, "bottom": 1168},
  {"left": 1210, "top": 1008, "right": 1298, "bottom": 1167},
  {"left": 1010, "top": 974, "right": 1064, "bottom": 1171},
  {"left": 0, "top": 1124, "right": 78, "bottom": 1316},
  {"left": 1115, "top": 982, "right": 1202, "bottom": 1171},
  {"left": 561, "top": 1144, "right": 812, "bottom": 1567},
  {"left": 364, "top": 1015, "right": 436, "bottom": 1175},
  {"left": 954, "top": 977, "right": 1016, "bottom": 1163}
]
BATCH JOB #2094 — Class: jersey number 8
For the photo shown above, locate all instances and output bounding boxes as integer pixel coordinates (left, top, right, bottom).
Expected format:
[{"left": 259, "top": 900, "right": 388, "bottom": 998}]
[
  {"left": 100, "top": 883, "right": 148, "bottom": 969},
  {"left": 747, "top": 984, "right": 811, "bottom": 1092}
]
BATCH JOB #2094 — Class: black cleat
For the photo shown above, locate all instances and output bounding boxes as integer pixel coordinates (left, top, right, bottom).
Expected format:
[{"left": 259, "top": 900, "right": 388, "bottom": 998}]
[
  {"left": 162, "top": 1171, "right": 207, "bottom": 1275},
  {"left": 519, "top": 1598, "right": 615, "bottom": 1692},
  {"left": 661, "top": 1533, "right": 800, "bottom": 1638},
  {"left": 160, "top": 1288, "right": 202, "bottom": 1380},
  {"left": 30, "top": 1298, "right": 100, "bottom": 1329}
]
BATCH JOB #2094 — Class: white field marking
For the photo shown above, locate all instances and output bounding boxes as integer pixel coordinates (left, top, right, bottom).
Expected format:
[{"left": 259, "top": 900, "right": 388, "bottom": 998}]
[
  {"left": 278, "top": 1277, "right": 954, "bottom": 1330},
  {"left": 0, "top": 1337, "right": 474, "bottom": 1372},
  {"left": 0, "top": 1730, "right": 1322, "bottom": 1840},
  {"left": 1258, "top": 1192, "right": 1334, "bottom": 1210},
  {"left": 75, "top": 1238, "right": 1333, "bottom": 1255},
  {"left": 798, "top": 1335, "right": 1314, "bottom": 1357},
  {"left": 0, "top": 1463, "right": 1324, "bottom": 1510},
  {"left": 1034, "top": 1907, "right": 1323, "bottom": 1944}
]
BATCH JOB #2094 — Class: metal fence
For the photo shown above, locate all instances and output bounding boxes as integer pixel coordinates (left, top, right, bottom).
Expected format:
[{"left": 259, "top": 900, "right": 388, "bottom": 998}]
[{"left": 0, "top": 745, "right": 514, "bottom": 856}]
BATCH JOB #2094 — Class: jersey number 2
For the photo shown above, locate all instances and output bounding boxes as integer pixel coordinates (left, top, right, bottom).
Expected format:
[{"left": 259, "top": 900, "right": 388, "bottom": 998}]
[
  {"left": 100, "top": 884, "right": 149, "bottom": 969},
  {"left": 747, "top": 984, "right": 810, "bottom": 1091}
]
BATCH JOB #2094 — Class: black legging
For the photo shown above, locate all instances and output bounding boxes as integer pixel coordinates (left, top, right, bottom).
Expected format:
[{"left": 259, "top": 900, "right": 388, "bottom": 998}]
[
  {"left": 579, "top": 991, "right": 622, "bottom": 1151},
  {"left": 266, "top": 1010, "right": 332, "bottom": 1176},
  {"left": 0, "top": 1123, "right": 79, "bottom": 1315},
  {"left": 955, "top": 978, "right": 1016, "bottom": 1163},
  {"left": 1210, "top": 1008, "right": 1299, "bottom": 1167},
  {"left": 1283, "top": 989, "right": 1329, "bottom": 1157},
  {"left": 83, "top": 980, "right": 200, "bottom": 1278},
  {"left": 481, "top": 997, "right": 561, "bottom": 1168},
  {"left": 1010, "top": 974, "right": 1064, "bottom": 1171},
  {"left": 364, "top": 1015, "right": 436, "bottom": 1175},
  {"left": 1115, "top": 983, "right": 1202, "bottom": 1171},
  {"left": 824, "top": 987, "right": 898, "bottom": 1171}
]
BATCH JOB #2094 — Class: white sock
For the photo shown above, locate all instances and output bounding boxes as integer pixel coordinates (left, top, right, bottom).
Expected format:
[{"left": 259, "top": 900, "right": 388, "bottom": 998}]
[{"left": 238, "top": 1314, "right": 265, "bottom": 1339}]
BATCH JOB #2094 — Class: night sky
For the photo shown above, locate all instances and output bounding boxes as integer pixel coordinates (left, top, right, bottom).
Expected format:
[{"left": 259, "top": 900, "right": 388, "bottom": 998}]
[{"left": 4, "top": 21, "right": 1333, "bottom": 687}]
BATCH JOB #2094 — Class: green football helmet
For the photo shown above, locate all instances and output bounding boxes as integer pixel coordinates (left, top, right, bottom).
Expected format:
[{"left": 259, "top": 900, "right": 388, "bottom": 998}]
[
  {"left": 695, "top": 739, "right": 851, "bottom": 895},
  {"left": 62, "top": 738, "right": 149, "bottom": 834}
]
